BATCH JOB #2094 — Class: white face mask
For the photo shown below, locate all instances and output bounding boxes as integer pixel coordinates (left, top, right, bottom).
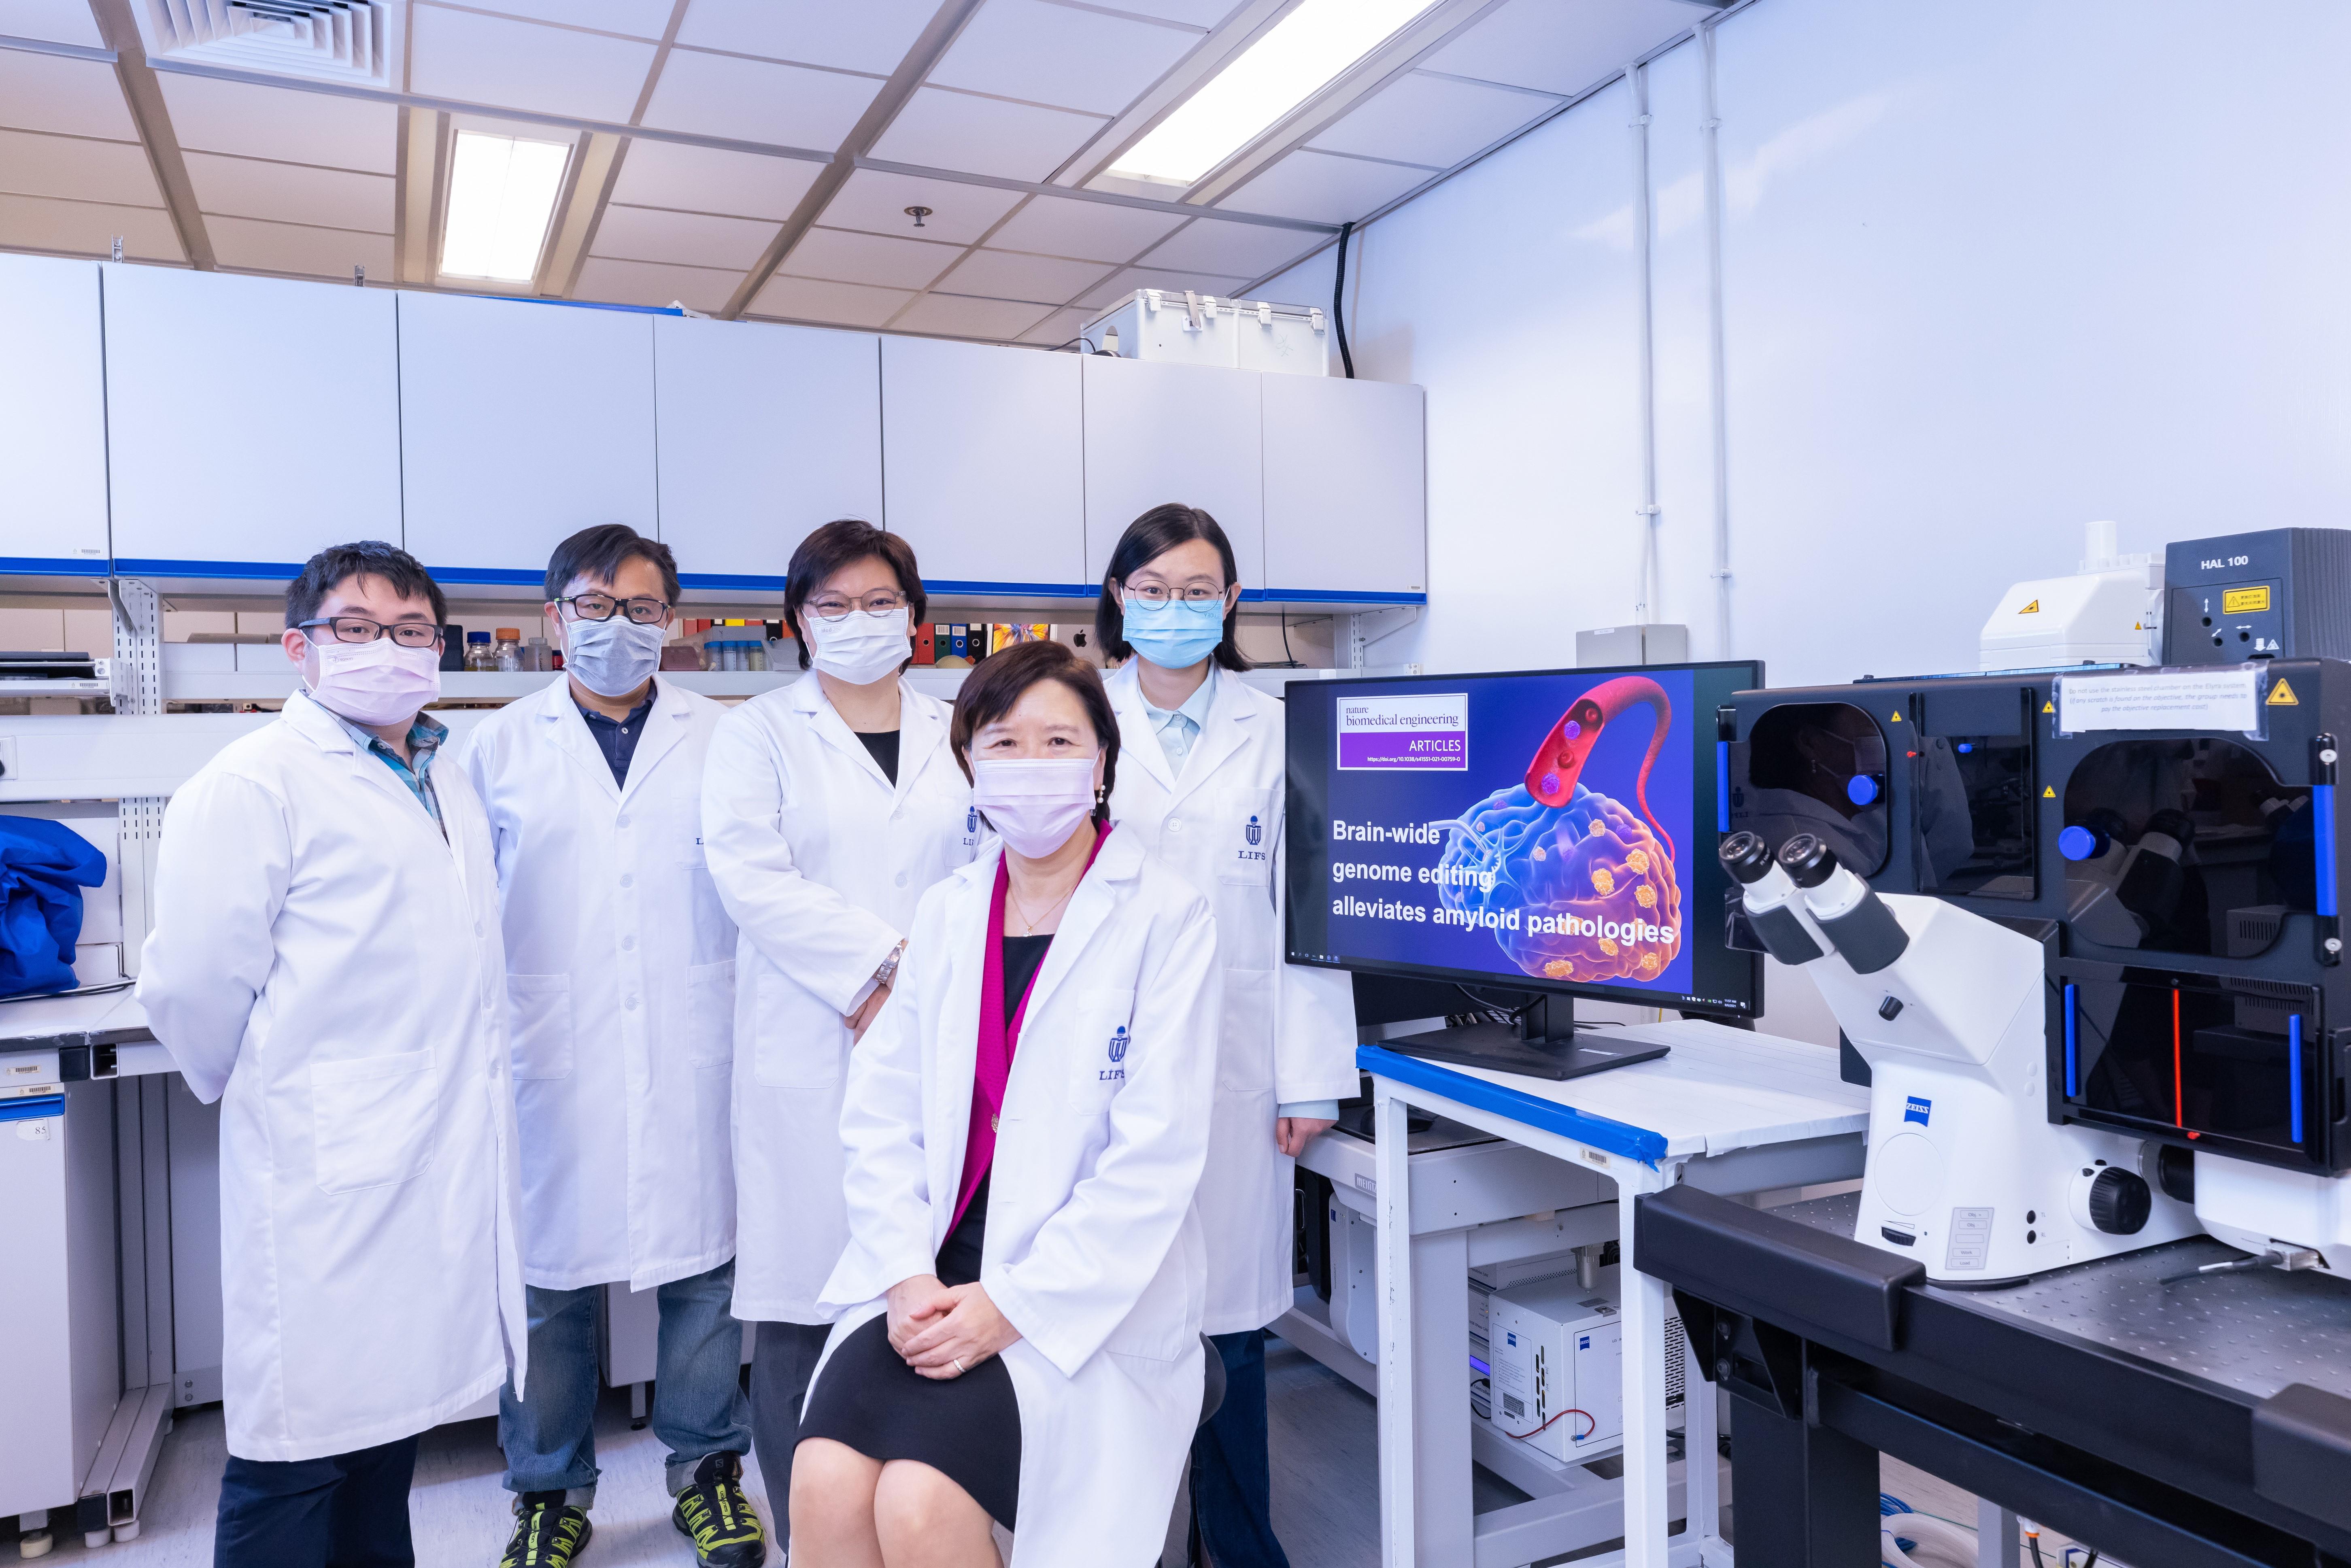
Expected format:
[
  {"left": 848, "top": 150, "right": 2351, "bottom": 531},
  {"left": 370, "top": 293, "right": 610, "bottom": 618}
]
[
  {"left": 806, "top": 606, "right": 911, "bottom": 686},
  {"left": 565, "top": 615, "right": 664, "bottom": 698},
  {"left": 970, "top": 757, "right": 1099, "bottom": 859},
  {"left": 308, "top": 636, "right": 442, "bottom": 728}
]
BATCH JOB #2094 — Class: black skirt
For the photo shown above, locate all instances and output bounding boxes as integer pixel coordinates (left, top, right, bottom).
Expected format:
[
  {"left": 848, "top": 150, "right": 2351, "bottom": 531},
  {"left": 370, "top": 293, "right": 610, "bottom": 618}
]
[{"left": 796, "top": 1174, "right": 1023, "bottom": 1527}]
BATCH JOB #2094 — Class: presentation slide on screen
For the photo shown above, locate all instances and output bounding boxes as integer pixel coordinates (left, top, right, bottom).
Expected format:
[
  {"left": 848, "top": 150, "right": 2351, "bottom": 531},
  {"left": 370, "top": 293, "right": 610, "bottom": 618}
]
[{"left": 1319, "top": 669, "right": 1696, "bottom": 996}]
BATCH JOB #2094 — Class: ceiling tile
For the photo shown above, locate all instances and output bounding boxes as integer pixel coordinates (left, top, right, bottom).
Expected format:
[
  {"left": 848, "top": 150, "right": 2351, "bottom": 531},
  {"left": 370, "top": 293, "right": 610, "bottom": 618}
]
[
  {"left": 1422, "top": 0, "right": 1696, "bottom": 97},
  {"left": 1139, "top": 217, "right": 1323, "bottom": 279},
  {"left": 1213, "top": 149, "right": 1431, "bottom": 226},
  {"left": 184, "top": 152, "right": 394, "bottom": 232},
  {"left": 934, "top": 248, "right": 1113, "bottom": 306},
  {"left": 929, "top": 0, "right": 1201, "bottom": 117},
  {"left": 674, "top": 0, "right": 937, "bottom": 75},
  {"left": 820, "top": 168, "right": 1022, "bottom": 246},
  {"left": 0, "top": 0, "right": 105, "bottom": 47},
  {"left": 0, "top": 190, "right": 180, "bottom": 260},
  {"left": 0, "top": 127, "right": 162, "bottom": 206},
  {"left": 889, "top": 292, "right": 1054, "bottom": 342},
  {"left": 984, "top": 194, "right": 1184, "bottom": 263},
  {"left": 440, "top": 0, "right": 677, "bottom": 38},
  {"left": 610, "top": 138, "right": 823, "bottom": 219},
  {"left": 1307, "top": 71, "right": 1554, "bottom": 170},
  {"left": 206, "top": 215, "right": 394, "bottom": 280},
  {"left": 1017, "top": 306, "right": 1097, "bottom": 347},
  {"left": 573, "top": 255, "right": 746, "bottom": 312},
  {"left": 409, "top": 5, "right": 658, "bottom": 123},
  {"left": 867, "top": 87, "right": 1105, "bottom": 183},
  {"left": 1105, "top": 0, "right": 1241, "bottom": 23},
  {"left": 158, "top": 72, "right": 398, "bottom": 174},
  {"left": 591, "top": 203, "right": 780, "bottom": 270},
  {"left": 0, "top": 51, "right": 136, "bottom": 141},
  {"left": 779, "top": 225, "right": 963, "bottom": 291},
  {"left": 1073, "top": 263, "right": 1249, "bottom": 313},
  {"left": 640, "top": 49, "right": 881, "bottom": 151},
  {"left": 751, "top": 272, "right": 918, "bottom": 329}
]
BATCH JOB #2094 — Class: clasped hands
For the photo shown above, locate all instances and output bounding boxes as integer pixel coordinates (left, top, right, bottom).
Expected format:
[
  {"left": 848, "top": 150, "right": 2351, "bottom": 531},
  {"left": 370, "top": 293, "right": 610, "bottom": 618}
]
[{"left": 886, "top": 1273, "right": 1021, "bottom": 1379}]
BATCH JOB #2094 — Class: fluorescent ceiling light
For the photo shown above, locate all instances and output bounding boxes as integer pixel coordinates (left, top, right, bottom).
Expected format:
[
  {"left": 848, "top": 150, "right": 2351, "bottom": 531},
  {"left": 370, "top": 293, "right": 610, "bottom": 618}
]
[
  {"left": 440, "top": 130, "right": 571, "bottom": 284},
  {"left": 1109, "top": 0, "right": 1437, "bottom": 186}
]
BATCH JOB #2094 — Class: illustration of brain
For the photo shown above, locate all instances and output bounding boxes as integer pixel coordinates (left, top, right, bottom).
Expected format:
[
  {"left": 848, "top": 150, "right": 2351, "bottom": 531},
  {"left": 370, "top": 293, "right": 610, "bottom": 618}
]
[{"left": 1435, "top": 781, "right": 1682, "bottom": 985}]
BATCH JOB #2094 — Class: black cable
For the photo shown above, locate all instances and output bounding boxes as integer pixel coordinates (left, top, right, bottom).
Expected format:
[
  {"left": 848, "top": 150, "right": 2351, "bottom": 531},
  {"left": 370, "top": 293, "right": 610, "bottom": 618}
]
[{"left": 1333, "top": 220, "right": 1356, "bottom": 378}]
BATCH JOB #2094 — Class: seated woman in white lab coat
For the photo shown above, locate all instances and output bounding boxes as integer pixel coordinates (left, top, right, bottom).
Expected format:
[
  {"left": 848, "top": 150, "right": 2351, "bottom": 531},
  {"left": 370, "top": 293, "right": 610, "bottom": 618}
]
[{"left": 791, "top": 639, "right": 1225, "bottom": 1568}]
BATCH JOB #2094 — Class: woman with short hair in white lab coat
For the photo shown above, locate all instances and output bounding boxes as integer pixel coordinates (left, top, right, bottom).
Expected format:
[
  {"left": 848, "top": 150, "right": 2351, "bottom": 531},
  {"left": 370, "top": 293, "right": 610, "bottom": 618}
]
[
  {"left": 700, "top": 520, "right": 979, "bottom": 1551},
  {"left": 791, "top": 640, "right": 1224, "bottom": 1568},
  {"left": 1097, "top": 504, "right": 1360, "bottom": 1568}
]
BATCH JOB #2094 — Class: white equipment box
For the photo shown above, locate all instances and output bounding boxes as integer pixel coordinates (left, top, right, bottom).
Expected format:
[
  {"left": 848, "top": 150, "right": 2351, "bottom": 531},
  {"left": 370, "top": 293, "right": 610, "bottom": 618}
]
[
  {"left": 1084, "top": 289, "right": 1329, "bottom": 375},
  {"left": 1979, "top": 519, "right": 2162, "bottom": 671},
  {"left": 1486, "top": 1264, "right": 1685, "bottom": 1463}
]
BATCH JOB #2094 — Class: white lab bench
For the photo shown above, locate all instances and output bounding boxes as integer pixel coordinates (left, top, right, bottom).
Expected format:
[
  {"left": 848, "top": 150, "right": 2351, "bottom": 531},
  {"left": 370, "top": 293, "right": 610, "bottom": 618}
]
[{"left": 1306, "top": 1019, "right": 1866, "bottom": 1568}]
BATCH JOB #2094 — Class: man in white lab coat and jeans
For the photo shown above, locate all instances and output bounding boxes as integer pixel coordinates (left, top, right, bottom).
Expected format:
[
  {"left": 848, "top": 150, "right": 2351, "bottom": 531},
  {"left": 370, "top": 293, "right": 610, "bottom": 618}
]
[
  {"left": 140, "top": 541, "right": 527, "bottom": 1568},
  {"left": 458, "top": 526, "right": 762, "bottom": 1568}
]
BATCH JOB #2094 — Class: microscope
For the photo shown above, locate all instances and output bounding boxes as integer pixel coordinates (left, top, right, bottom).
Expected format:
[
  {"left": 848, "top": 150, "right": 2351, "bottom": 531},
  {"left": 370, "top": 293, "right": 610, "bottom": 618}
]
[{"left": 1718, "top": 527, "right": 2351, "bottom": 1283}]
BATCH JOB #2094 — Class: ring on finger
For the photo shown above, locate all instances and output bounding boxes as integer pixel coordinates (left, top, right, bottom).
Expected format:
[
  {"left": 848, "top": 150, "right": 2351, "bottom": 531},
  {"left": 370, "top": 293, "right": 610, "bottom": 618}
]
[{"left": 951, "top": 1356, "right": 967, "bottom": 1375}]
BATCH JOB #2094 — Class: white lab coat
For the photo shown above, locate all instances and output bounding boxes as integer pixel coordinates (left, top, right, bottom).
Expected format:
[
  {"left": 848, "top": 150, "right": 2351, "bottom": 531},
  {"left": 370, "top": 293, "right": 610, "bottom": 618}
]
[
  {"left": 456, "top": 678, "right": 738, "bottom": 1292},
  {"left": 1105, "top": 661, "right": 1360, "bottom": 1334},
  {"left": 701, "top": 676, "right": 978, "bottom": 1323},
  {"left": 813, "top": 828, "right": 1222, "bottom": 1568},
  {"left": 136, "top": 691, "right": 527, "bottom": 1463}
]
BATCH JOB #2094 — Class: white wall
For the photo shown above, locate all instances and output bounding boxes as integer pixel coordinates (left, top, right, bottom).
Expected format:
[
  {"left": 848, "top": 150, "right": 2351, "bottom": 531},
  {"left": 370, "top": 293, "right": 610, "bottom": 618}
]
[
  {"left": 1266, "top": 0, "right": 2351, "bottom": 691},
  {"left": 1261, "top": 0, "right": 2351, "bottom": 1042}
]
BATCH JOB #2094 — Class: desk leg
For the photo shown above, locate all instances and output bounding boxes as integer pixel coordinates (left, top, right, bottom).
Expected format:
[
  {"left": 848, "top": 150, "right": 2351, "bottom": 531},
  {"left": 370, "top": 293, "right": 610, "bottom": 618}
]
[
  {"left": 1730, "top": 1390, "right": 1878, "bottom": 1564},
  {"left": 1619, "top": 1174, "right": 1670, "bottom": 1567},
  {"left": 1975, "top": 1499, "right": 2018, "bottom": 1567},
  {"left": 1374, "top": 1088, "right": 1416, "bottom": 1568},
  {"left": 1412, "top": 1227, "right": 1472, "bottom": 1568},
  {"left": 1683, "top": 1326, "right": 1722, "bottom": 1562}
]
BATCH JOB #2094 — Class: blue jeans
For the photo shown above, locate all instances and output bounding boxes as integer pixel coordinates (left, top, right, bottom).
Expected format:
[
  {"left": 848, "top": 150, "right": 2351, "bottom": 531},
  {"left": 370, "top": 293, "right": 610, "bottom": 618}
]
[
  {"left": 214, "top": 1434, "right": 418, "bottom": 1568},
  {"left": 1189, "top": 1330, "right": 1290, "bottom": 1568},
  {"left": 499, "top": 1259, "right": 752, "bottom": 1502}
]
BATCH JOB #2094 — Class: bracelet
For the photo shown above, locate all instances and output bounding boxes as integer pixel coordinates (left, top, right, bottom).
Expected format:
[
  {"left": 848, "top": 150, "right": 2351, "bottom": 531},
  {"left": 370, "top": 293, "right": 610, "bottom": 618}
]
[{"left": 873, "top": 941, "right": 906, "bottom": 990}]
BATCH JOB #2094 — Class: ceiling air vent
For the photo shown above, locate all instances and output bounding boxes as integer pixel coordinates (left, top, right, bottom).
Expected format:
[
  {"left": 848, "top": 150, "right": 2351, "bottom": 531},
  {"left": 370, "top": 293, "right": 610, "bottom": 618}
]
[{"left": 142, "top": 0, "right": 397, "bottom": 86}]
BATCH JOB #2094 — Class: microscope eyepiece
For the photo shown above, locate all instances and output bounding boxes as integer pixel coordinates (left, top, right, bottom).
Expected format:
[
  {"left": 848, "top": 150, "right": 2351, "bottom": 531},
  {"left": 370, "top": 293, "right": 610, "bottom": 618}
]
[
  {"left": 1719, "top": 831, "right": 1774, "bottom": 885},
  {"left": 1779, "top": 833, "right": 1838, "bottom": 888}
]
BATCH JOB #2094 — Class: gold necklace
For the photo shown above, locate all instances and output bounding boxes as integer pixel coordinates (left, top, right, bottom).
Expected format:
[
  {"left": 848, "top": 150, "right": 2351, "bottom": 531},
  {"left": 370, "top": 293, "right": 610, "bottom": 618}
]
[{"left": 1006, "top": 875, "right": 1078, "bottom": 935}]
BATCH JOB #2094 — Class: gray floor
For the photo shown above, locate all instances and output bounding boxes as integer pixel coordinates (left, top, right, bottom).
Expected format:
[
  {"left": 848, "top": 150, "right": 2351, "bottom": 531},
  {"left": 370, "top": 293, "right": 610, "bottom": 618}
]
[{"left": 0, "top": 1339, "right": 2119, "bottom": 1568}]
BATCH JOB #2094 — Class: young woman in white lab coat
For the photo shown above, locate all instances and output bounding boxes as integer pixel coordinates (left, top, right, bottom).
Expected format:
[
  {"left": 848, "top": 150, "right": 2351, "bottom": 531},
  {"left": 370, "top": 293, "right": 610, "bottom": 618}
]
[
  {"left": 791, "top": 639, "right": 1223, "bottom": 1568},
  {"left": 700, "top": 519, "right": 979, "bottom": 1535},
  {"left": 1096, "top": 504, "right": 1360, "bottom": 1568}
]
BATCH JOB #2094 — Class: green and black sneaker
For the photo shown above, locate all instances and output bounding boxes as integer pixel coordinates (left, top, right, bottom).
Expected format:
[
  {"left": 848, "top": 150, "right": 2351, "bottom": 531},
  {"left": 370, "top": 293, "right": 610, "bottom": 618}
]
[
  {"left": 671, "top": 1451, "right": 765, "bottom": 1567},
  {"left": 500, "top": 1491, "right": 592, "bottom": 1568}
]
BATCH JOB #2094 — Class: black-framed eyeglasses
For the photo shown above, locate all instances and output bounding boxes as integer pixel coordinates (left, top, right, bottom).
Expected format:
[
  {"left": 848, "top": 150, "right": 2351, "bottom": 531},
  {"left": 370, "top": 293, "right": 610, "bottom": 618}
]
[
  {"left": 557, "top": 593, "right": 673, "bottom": 625},
  {"left": 1123, "top": 583, "right": 1225, "bottom": 606},
  {"left": 806, "top": 591, "right": 908, "bottom": 622},
  {"left": 298, "top": 617, "right": 444, "bottom": 649}
]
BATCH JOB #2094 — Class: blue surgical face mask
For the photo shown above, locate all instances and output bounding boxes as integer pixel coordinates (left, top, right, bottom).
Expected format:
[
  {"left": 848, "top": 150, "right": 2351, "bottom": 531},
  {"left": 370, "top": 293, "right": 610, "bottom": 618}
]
[{"left": 1122, "top": 595, "right": 1226, "bottom": 670}]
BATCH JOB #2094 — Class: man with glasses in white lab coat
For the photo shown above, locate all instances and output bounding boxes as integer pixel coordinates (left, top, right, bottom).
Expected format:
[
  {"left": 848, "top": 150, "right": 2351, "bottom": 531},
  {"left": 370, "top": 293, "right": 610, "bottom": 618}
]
[
  {"left": 140, "top": 541, "right": 527, "bottom": 1568},
  {"left": 459, "top": 525, "right": 762, "bottom": 1568}
]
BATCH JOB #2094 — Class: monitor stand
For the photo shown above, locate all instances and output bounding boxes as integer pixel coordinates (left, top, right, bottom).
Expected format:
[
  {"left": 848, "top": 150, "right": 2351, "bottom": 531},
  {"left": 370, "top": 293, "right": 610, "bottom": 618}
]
[{"left": 1384, "top": 993, "right": 1669, "bottom": 1083}]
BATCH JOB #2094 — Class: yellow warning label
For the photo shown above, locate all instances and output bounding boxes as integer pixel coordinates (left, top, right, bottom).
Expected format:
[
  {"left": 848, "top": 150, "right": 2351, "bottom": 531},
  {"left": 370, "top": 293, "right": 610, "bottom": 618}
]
[
  {"left": 2134, "top": 622, "right": 2144, "bottom": 631},
  {"left": 2043, "top": 785, "right": 2057, "bottom": 798},
  {"left": 2225, "top": 586, "right": 2272, "bottom": 616},
  {"left": 1890, "top": 711, "right": 1903, "bottom": 723},
  {"left": 2268, "top": 678, "right": 2300, "bottom": 706},
  {"left": 2042, "top": 700, "right": 2056, "bottom": 714},
  {"left": 2019, "top": 599, "right": 2041, "bottom": 614}
]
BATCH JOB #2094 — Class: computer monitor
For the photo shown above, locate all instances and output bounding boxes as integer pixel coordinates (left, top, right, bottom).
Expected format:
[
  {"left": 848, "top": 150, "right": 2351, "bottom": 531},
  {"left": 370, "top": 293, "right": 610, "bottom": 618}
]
[{"left": 1286, "top": 661, "right": 1764, "bottom": 1077}]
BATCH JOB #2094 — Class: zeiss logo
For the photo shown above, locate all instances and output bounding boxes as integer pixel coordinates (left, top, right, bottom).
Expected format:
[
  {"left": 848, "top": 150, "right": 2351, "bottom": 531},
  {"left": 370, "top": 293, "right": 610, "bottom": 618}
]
[
  {"left": 1108, "top": 1026, "right": 1129, "bottom": 1064},
  {"left": 1246, "top": 814, "right": 1263, "bottom": 846},
  {"left": 1904, "top": 1096, "right": 1931, "bottom": 1127},
  {"left": 1506, "top": 1333, "right": 1517, "bottom": 1347}
]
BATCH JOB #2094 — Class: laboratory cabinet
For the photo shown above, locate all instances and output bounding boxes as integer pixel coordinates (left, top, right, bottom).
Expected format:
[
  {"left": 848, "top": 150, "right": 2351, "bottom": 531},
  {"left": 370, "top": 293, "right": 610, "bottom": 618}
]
[
  {"left": 653, "top": 316, "right": 883, "bottom": 588},
  {"left": 0, "top": 255, "right": 108, "bottom": 574},
  {"left": 880, "top": 335, "right": 1086, "bottom": 592},
  {"left": 398, "top": 291, "right": 658, "bottom": 584},
  {"left": 104, "top": 265, "right": 403, "bottom": 576},
  {"left": 1262, "top": 373, "right": 1426, "bottom": 598},
  {"left": 1081, "top": 354, "right": 1265, "bottom": 586}
]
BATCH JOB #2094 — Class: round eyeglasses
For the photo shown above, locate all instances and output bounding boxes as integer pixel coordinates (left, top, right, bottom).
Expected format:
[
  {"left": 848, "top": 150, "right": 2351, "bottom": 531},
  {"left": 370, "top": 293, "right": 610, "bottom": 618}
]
[
  {"left": 1122, "top": 584, "right": 1225, "bottom": 606},
  {"left": 806, "top": 592, "right": 908, "bottom": 622}
]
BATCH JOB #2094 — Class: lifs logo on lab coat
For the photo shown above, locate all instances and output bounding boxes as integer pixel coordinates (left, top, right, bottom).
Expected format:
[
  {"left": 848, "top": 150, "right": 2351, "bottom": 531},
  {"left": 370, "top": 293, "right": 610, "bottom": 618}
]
[
  {"left": 1246, "top": 814, "right": 1263, "bottom": 846},
  {"left": 1100, "top": 1025, "right": 1129, "bottom": 1083},
  {"left": 1234, "top": 813, "right": 1269, "bottom": 871}
]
